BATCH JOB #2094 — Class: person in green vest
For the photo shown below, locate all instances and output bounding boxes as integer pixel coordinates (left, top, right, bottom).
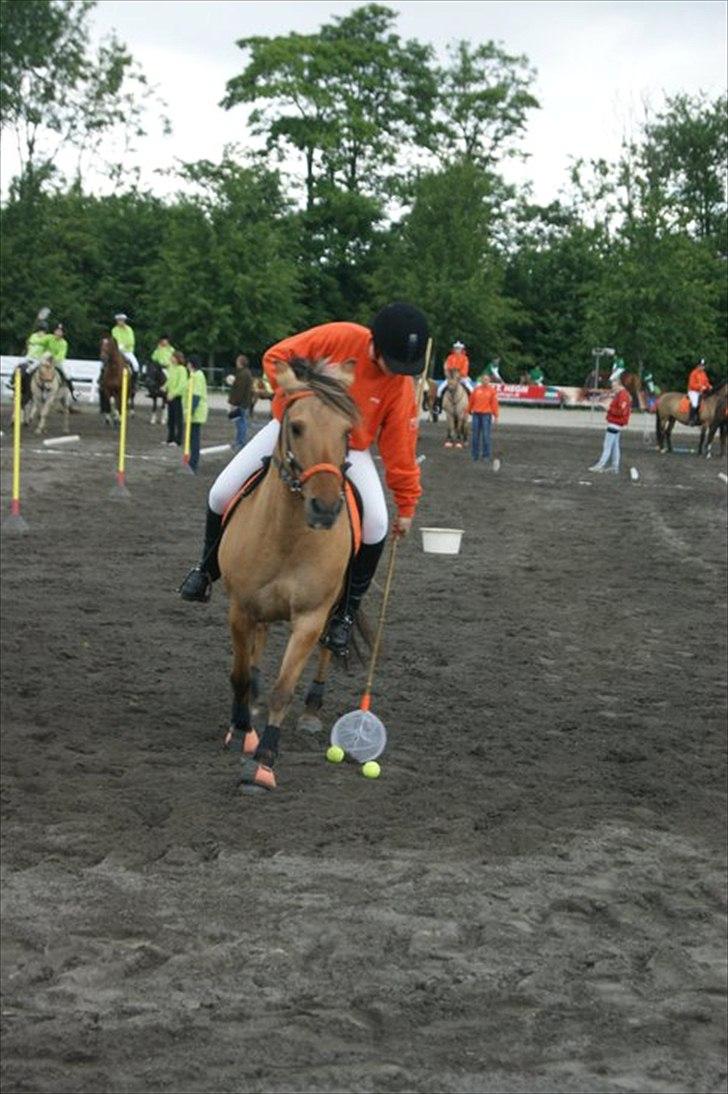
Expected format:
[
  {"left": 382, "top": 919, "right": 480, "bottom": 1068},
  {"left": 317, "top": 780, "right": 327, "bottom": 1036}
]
[
  {"left": 26, "top": 320, "right": 50, "bottom": 361},
  {"left": 45, "top": 321, "right": 77, "bottom": 400},
  {"left": 186, "top": 355, "right": 208, "bottom": 473},
  {"left": 528, "top": 363, "right": 545, "bottom": 385},
  {"left": 111, "top": 313, "right": 140, "bottom": 375},
  {"left": 151, "top": 334, "right": 176, "bottom": 372},
  {"left": 162, "top": 349, "right": 188, "bottom": 446}
]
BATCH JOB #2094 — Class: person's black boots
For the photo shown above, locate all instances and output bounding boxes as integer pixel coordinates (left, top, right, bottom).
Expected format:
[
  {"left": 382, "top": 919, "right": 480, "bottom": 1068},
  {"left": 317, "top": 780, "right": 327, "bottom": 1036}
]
[
  {"left": 689, "top": 402, "right": 699, "bottom": 426},
  {"left": 179, "top": 506, "right": 223, "bottom": 602},
  {"left": 322, "top": 538, "right": 386, "bottom": 656}
]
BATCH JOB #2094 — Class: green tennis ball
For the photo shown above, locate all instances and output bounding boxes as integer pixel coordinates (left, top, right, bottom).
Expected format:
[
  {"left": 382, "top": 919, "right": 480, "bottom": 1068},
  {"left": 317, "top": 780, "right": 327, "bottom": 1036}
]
[
  {"left": 326, "top": 745, "right": 345, "bottom": 763},
  {"left": 361, "top": 761, "right": 381, "bottom": 779}
]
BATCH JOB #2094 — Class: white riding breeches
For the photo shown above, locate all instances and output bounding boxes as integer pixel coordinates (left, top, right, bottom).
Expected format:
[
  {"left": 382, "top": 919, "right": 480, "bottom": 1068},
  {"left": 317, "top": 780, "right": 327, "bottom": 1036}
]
[
  {"left": 208, "top": 419, "right": 388, "bottom": 544},
  {"left": 437, "top": 377, "right": 474, "bottom": 396},
  {"left": 688, "top": 390, "right": 700, "bottom": 408},
  {"left": 122, "top": 351, "right": 140, "bottom": 374}
]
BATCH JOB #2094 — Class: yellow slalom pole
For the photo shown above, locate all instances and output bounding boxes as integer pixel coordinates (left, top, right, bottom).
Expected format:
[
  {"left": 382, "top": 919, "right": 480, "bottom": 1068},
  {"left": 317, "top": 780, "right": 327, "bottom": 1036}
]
[
  {"left": 10, "top": 367, "right": 23, "bottom": 516},
  {"left": 115, "top": 366, "right": 129, "bottom": 492},
  {"left": 182, "top": 370, "right": 193, "bottom": 466}
]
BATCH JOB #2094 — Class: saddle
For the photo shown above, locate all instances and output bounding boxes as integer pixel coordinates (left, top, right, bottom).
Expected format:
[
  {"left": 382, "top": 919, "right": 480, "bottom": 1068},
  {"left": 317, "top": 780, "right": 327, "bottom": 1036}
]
[{"left": 222, "top": 458, "right": 362, "bottom": 557}]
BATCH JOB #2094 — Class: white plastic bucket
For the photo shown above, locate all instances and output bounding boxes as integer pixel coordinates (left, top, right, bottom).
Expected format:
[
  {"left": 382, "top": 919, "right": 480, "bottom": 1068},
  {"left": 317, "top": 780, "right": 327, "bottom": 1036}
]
[{"left": 420, "top": 527, "right": 464, "bottom": 555}]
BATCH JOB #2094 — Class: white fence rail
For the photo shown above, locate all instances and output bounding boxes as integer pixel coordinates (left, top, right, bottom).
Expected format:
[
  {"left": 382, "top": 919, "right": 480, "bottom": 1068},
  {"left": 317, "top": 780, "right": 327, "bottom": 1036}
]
[{"left": 1, "top": 356, "right": 102, "bottom": 405}]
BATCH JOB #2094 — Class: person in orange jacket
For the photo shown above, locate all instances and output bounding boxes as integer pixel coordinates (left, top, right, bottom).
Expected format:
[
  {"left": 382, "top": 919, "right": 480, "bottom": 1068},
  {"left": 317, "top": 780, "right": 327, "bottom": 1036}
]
[
  {"left": 687, "top": 358, "right": 712, "bottom": 425},
  {"left": 468, "top": 374, "right": 499, "bottom": 460},
  {"left": 179, "top": 302, "right": 430, "bottom": 656},
  {"left": 435, "top": 340, "right": 474, "bottom": 409}
]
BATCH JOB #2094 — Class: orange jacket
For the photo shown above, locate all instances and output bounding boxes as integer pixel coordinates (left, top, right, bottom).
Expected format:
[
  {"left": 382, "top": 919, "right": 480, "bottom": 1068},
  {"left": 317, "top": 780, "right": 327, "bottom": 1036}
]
[
  {"left": 688, "top": 367, "right": 711, "bottom": 393},
  {"left": 263, "top": 322, "right": 421, "bottom": 517},
  {"left": 444, "top": 350, "right": 470, "bottom": 377},
  {"left": 468, "top": 385, "right": 499, "bottom": 416}
]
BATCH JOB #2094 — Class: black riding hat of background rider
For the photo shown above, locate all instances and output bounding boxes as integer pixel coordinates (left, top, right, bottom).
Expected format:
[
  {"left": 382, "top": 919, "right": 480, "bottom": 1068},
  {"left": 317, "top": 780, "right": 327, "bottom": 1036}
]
[{"left": 370, "top": 302, "right": 429, "bottom": 376}]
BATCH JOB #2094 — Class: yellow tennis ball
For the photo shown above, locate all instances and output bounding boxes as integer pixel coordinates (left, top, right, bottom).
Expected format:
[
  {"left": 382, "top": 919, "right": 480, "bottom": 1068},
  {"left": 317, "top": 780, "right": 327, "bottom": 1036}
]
[
  {"left": 326, "top": 745, "right": 345, "bottom": 763},
  {"left": 361, "top": 761, "right": 381, "bottom": 779}
]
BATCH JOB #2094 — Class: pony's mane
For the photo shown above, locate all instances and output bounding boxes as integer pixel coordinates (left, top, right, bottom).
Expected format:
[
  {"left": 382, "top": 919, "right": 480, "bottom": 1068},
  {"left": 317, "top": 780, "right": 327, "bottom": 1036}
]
[{"left": 288, "top": 357, "right": 360, "bottom": 426}]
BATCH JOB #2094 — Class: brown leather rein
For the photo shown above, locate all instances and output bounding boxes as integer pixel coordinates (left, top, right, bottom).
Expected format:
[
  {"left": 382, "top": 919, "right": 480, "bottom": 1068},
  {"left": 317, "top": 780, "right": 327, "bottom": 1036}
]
[{"left": 273, "top": 389, "right": 350, "bottom": 494}]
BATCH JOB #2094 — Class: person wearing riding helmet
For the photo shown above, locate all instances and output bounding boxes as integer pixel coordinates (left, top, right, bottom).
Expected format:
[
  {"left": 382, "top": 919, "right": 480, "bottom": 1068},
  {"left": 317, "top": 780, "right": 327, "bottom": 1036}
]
[
  {"left": 46, "top": 322, "right": 76, "bottom": 401},
  {"left": 435, "top": 340, "right": 473, "bottom": 408},
  {"left": 111, "top": 313, "right": 140, "bottom": 375},
  {"left": 179, "top": 302, "right": 430, "bottom": 656},
  {"left": 25, "top": 319, "right": 51, "bottom": 362}
]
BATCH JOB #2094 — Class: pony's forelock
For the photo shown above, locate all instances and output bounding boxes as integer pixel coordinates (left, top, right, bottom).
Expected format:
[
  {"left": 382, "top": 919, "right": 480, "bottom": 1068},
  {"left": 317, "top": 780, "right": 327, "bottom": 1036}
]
[{"left": 286, "top": 357, "right": 360, "bottom": 426}]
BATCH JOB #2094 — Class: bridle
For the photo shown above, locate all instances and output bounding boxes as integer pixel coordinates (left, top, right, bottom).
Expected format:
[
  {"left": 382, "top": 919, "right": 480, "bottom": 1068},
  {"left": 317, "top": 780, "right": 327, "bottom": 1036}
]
[{"left": 273, "top": 389, "right": 350, "bottom": 496}]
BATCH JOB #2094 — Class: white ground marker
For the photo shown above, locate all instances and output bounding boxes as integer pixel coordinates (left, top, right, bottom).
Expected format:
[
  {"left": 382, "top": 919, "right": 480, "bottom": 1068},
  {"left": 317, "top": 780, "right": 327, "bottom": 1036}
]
[
  {"left": 200, "top": 444, "right": 232, "bottom": 456},
  {"left": 630, "top": 467, "right": 640, "bottom": 482},
  {"left": 43, "top": 434, "right": 81, "bottom": 447},
  {"left": 719, "top": 472, "right": 728, "bottom": 484}
]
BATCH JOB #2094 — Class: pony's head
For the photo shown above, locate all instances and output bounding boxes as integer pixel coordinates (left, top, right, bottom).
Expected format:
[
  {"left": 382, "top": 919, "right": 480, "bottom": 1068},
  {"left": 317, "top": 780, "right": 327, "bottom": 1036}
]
[
  {"left": 273, "top": 357, "right": 360, "bottom": 530},
  {"left": 37, "top": 353, "right": 56, "bottom": 383}
]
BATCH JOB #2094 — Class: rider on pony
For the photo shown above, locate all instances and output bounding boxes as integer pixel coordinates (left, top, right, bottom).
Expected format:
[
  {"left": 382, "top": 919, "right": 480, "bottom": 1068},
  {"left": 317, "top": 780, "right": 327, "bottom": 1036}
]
[
  {"left": 111, "top": 313, "right": 140, "bottom": 377},
  {"left": 687, "top": 358, "right": 712, "bottom": 426},
  {"left": 435, "top": 340, "right": 474, "bottom": 412},
  {"left": 179, "top": 302, "right": 430, "bottom": 658},
  {"left": 23, "top": 319, "right": 76, "bottom": 401}
]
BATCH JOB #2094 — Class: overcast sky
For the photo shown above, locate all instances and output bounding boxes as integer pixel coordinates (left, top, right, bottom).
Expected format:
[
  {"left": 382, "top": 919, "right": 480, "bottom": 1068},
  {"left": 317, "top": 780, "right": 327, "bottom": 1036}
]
[{"left": 3, "top": 1, "right": 726, "bottom": 202}]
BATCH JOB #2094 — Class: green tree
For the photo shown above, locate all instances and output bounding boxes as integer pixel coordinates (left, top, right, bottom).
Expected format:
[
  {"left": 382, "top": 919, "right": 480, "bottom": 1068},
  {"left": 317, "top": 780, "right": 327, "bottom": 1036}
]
[
  {"left": 0, "top": 0, "right": 167, "bottom": 194},
  {"left": 144, "top": 159, "right": 302, "bottom": 370},
  {"left": 370, "top": 162, "right": 521, "bottom": 375},
  {"left": 221, "top": 3, "right": 435, "bottom": 207},
  {"left": 433, "top": 40, "right": 539, "bottom": 168}
]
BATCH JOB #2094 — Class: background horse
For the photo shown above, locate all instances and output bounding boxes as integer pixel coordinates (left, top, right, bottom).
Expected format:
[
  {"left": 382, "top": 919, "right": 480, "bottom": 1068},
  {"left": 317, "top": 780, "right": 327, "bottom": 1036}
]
[
  {"left": 442, "top": 371, "right": 469, "bottom": 447},
  {"left": 143, "top": 360, "right": 167, "bottom": 424},
  {"left": 26, "top": 355, "right": 71, "bottom": 435},
  {"left": 99, "top": 335, "right": 133, "bottom": 426},
  {"left": 217, "top": 358, "right": 360, "bottom": 793},
  {"left": 655, "top": 382, "right": 727, "bottom": 455}
]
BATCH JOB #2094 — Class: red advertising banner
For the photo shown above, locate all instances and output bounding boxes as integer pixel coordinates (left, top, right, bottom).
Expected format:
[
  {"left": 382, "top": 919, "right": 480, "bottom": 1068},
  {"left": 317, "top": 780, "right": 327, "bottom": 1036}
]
[{"left": 492, "top": 383, "right": 563, "bottom": 406}]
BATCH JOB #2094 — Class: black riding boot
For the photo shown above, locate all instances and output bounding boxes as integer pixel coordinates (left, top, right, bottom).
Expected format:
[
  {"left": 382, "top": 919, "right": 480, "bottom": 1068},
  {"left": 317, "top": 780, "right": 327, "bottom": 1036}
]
[
  {"left": 179, "top": 506, "right": 223, "bottom": 602},
  {"left": 322, "top": 538, "right": 386, "bottom": 656},
  {"left": 689, "top": 402, "right": 699, "bottom": 426}
]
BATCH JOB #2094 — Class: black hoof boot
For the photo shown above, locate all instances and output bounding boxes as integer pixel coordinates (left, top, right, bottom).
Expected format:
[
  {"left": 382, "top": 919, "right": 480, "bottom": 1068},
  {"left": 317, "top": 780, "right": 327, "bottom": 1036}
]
[
  {"left": 321, "top": 612, "right": 354, "bottom": 658},
  {"left": 179, "top": 566, "right": 212, "bottom": 602}
]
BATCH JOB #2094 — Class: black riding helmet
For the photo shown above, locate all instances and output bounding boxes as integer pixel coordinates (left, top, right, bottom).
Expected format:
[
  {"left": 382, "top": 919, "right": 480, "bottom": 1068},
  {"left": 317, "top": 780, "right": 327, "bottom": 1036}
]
[{"left": 370, "top": 302, "right": 429, "bottom": 376}]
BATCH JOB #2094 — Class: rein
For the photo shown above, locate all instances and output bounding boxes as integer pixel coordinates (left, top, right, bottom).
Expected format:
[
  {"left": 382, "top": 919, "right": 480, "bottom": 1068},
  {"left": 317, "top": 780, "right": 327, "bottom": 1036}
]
[{"left": 273, "top": 389, "right": 350, "bottom": 496}]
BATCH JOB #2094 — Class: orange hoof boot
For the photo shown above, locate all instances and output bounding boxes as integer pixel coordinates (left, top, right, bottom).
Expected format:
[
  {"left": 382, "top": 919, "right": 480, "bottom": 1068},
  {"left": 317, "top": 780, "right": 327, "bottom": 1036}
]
[
  {"left": 455, "top": 442, "right": 463, "bottom": 449},
  {"left": 238, "top": 757, "right": 277, "bottom": 794},
  {"left": 444, "top": 441, "right": 453, "bottom": 448},
  {"left": 223, "top": 726, "right": 260, "bottom": 756}
]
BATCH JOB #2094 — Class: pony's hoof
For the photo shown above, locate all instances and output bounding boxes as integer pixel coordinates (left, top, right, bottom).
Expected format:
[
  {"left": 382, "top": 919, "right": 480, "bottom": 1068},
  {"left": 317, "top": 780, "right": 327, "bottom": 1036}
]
[
  {"left": 444, "top": 441, "right": 453, "bottom": 448},
  {"left": 455, "top": 442, "right": 463, "bottom": 449},
  {"left": 238, "top": 758, "right": 276, "bottom": 792},
  {"left": 297, "top": 712, "right": 323, "bottom": 735},
  {"left": 223, "top": 726, "right": 260, "bottom": 756}
]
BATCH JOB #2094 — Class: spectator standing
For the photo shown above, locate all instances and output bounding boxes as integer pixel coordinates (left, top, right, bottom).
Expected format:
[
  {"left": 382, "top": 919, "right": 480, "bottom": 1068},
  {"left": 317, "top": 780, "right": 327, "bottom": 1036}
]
[
  {"left": 468, "top": 374, "right": 499, "bottom": 461},
  {"left": 589, "top": 374, "right": 631, "bottom": 473},
  {"left": 187, "top": 355, "right": 208, "bottom": 473},
  {"left": 227, "top": 354, "right": 254, "bottom": 451},
  {"left": 162, "top": 350, "right": 188, "bottom": 446}
]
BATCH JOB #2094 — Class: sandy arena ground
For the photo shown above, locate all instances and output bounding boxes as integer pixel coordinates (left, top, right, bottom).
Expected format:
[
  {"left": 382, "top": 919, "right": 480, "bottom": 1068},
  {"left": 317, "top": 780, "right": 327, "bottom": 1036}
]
[{"left": 1, "top": 399, "right": 727, "bottom": 1094}]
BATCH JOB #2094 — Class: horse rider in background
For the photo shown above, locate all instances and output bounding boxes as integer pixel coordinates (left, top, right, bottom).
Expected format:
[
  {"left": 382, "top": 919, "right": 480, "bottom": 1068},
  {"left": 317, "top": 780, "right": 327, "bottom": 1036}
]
[
  {"left": 111, "top": 313, "right": 140, "bottom": 377},
  {"left": 435, "top": 340, "right": 474, "bottom": 412},
  {"left": 151, "top": 334, "right": 176, "bottom": 374},
  {"left": 46, "top": 322, "right": 77, "bottom": 401},
  {"left": 687, "top": 358, "right": 712, "bottom": 426},
  {"left": 179, "top": 301, "right": 430, "bottom": 659},
  {"left": 23, "top": 318, "right": 76, "bottom": 401}
]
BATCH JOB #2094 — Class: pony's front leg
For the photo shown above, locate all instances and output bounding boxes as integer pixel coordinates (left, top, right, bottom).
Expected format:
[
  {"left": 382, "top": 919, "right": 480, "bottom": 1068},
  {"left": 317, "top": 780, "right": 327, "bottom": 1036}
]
[
  {"left": 35, "top": 403, "right": 49, "bottom": 435},
  {"left": 298, "top": 647, "right": 333, "bottom": 734},
  {"left": 239, "top": 612, "right": 325, "bottom": 793},
  {"left": 225, "top": 600, "right": 259, "bottom": 758}
]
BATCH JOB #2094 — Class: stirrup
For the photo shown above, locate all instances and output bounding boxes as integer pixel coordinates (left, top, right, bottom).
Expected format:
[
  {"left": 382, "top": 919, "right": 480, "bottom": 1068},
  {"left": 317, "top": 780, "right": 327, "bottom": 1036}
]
[
  {"left": 321, "top": 612, "right": 355, "bottom": 657},
  {"left": 179, "top": 566, "right": 212, "bottom": 602}
]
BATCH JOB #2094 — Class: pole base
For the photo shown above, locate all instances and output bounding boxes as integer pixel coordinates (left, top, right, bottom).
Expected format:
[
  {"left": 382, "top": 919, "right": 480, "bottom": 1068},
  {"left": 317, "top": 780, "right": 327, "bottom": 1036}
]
[
  {"left": 3, "top": 512, "right": 29, "bottom": 535},
  {"left": 109, "top": 482, "right": 131, "bottom": 500}
]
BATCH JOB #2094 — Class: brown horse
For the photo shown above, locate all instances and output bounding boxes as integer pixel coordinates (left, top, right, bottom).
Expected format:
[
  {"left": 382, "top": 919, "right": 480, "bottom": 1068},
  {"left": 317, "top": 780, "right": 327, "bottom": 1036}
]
[
  {"left": 217, "top": 358, "right": 359, "bottom": 793},
  {"left": 655, "top": 382, "right": 727, "bottom": 456},
  {"left": 99, "top": 334, "right": 133, "bottom": 426},
  {"left": 441, "top": 370, "right": 470, "bottom": 447}
]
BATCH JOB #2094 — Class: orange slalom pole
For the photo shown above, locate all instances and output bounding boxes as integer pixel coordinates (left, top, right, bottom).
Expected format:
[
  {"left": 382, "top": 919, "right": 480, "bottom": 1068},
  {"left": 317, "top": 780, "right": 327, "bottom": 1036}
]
[{"left": 115, "top": 366, "right": 129, "bottom": 491}]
